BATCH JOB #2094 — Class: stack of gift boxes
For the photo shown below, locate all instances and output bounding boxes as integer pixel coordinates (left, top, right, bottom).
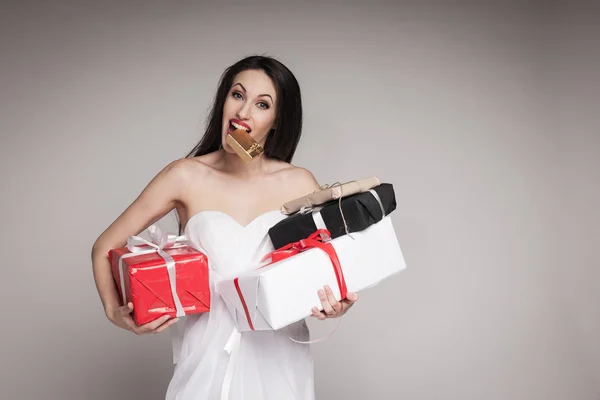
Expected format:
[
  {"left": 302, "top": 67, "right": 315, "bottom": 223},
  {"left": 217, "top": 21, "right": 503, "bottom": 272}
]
[{"left": 108, "top": 177, "right": 406, "bottom": 332}]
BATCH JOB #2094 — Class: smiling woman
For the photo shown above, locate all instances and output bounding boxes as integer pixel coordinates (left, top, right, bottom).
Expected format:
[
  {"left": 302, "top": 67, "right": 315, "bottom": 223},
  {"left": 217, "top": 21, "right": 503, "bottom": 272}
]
[{"left": 90, "top": 55, "right": 358, "bottom": 400}]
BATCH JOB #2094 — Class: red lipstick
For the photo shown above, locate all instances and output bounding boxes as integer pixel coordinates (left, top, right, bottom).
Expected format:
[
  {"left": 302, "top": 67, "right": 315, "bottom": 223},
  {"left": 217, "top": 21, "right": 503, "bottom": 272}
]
[{"left": 229, "top": 118, "right": 251, "bottom": 133}]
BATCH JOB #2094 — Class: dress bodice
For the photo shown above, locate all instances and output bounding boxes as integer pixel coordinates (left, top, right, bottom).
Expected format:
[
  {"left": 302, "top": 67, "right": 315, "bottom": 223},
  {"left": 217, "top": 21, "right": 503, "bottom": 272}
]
[
  {"left": 184, "top": 209, "right": 287, "bottom": 279},
  {"left": 168, "top": 209, "right": 314, "bottom": 400}
]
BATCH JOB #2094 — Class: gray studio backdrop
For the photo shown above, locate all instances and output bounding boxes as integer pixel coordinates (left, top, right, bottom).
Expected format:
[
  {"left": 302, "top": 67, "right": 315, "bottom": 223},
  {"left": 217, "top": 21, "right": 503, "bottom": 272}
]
[{"left": 1, "top": 1, "right": 598, "bottom": 399}]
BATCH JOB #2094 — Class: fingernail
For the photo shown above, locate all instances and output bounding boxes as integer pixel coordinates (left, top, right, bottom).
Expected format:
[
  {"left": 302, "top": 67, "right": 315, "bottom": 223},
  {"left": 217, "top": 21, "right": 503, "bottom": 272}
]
[
  {"left": 325, "top": 285, "right": 330, "bottom": 291},
  {"left": 318, "top": 290, "right": 324, "bottom": 296}
]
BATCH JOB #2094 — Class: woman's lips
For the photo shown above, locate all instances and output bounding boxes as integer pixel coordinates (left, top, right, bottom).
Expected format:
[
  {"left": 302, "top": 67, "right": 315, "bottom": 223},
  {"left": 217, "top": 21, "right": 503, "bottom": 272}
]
[{"left": 229, "top": 119, "right": 251, "bottom": 132}]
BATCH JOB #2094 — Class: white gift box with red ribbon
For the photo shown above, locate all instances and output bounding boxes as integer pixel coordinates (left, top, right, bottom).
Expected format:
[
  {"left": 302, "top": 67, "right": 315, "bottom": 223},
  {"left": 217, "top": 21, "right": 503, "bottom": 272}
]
[{"left": 216, "top": 215, "right": 407, "bottom": 332}]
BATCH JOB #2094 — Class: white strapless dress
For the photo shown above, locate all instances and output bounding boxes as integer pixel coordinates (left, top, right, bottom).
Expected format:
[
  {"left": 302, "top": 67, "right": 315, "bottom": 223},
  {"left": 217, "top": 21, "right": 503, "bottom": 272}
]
[{"left": 166, "top": 210, "right": 315, "bottom": 400}]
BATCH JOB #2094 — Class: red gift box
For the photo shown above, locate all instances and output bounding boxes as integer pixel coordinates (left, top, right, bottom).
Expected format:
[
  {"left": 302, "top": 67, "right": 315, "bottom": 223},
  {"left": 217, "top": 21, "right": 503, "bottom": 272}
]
[{"left": 108, "top": 227, "right": 210, "bottom": 325}]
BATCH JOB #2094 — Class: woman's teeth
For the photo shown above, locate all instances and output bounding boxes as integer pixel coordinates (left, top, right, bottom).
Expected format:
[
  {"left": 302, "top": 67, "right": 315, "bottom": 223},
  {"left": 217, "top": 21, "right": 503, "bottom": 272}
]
[{"left": 231, "top": 121, "right": 250, "bottom": 132}]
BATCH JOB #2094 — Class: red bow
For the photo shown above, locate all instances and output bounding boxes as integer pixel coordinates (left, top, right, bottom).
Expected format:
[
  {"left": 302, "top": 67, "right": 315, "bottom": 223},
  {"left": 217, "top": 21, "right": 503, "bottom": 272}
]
[{"left": 234, "top": 229, "right": 348, "bottom": 331}]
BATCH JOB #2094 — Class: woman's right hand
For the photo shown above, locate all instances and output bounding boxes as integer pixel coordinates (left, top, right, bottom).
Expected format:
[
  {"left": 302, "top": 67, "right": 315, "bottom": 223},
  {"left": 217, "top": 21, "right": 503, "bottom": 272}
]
[{"left": 107, "top": 302, "right": 180, "bottom": 335}]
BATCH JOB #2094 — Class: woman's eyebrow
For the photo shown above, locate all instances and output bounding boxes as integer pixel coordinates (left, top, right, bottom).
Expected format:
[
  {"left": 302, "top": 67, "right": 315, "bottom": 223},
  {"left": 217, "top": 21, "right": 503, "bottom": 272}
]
[{"left": 232, "top": 82, "right": 273, "bottom": 102}]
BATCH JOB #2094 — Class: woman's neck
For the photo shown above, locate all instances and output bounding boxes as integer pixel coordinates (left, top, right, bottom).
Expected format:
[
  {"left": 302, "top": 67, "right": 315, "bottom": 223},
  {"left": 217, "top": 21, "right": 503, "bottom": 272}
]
[{"left": 216, "top": 148, "right": 270, "bottom": 177}]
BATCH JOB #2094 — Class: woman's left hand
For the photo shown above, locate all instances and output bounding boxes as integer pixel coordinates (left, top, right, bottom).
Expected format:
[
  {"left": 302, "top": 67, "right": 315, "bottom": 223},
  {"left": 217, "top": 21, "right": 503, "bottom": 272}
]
[{"left": 311, "top": 285, "right": 359, "bottom": 320}]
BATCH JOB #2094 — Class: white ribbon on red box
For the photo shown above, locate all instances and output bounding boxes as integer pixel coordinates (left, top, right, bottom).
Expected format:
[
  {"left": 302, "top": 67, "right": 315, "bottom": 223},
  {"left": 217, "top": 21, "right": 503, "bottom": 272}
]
[{"left": 117, "top": 225, "right": 189, "bottom": 318}]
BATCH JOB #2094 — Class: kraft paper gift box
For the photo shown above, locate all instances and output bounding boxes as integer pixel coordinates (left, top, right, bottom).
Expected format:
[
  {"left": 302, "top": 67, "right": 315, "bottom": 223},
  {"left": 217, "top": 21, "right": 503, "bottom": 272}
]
[
  {"left": 269, "top": 183, "right": 397, "bottom": 249},
  {"left": 280, "top": 176, "right": 381, "bottom": 215},
  {"left": 108, "top": 225, "right": 210, "bottom": 325},
  {"left": 216, "top": 216, "right": 406, "bottom": 332}
]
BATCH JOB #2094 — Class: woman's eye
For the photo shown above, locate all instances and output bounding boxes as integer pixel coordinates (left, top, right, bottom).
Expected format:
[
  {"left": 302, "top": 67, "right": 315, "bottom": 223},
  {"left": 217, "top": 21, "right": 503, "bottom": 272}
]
[{"left": 232, "top": 91, "right": 268, "bottom": 109}]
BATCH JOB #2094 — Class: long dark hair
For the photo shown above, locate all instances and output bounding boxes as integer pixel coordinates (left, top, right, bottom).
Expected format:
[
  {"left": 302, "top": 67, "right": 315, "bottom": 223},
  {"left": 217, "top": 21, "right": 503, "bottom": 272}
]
[{"left": 185, "top": 55, "right": 303, "bottom": 162}]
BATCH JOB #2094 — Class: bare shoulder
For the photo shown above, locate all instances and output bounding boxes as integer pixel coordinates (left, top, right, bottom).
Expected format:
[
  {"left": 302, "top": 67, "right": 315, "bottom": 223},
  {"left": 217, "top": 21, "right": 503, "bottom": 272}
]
[
  {"left": 180, "top": 154, "right": 215, "bottom": 173},
  {"left": 175, "top": 154, "right": 221, "bottom": 180},
  {"left": 157, "top": 157, "right": 204, "bottom": 187},
  {"left": 154, "top": 156, "right": 222, "bottom": 207},
  {"left": 91, "top": 157, "right": 205, "bottom": 251},
  {"left": 271, "top": 162, "right": 321, "bottom": 198},
  {"left": 284, "top": 166, "right": 320, "bottom": 189}
]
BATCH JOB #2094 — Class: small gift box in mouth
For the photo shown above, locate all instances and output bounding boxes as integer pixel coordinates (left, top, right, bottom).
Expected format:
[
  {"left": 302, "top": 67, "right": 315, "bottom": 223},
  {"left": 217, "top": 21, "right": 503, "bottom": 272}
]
[{"left": 226, "top": 128, "right": 264, "bottom": 162}]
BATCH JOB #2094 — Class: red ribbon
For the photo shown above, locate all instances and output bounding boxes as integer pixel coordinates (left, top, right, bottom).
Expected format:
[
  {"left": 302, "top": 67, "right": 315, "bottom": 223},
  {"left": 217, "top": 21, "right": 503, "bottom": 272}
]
[
  {"left": 233, "top": 229, "right": 348, "bottom": 331},
  {"left": 233, "top": 277, "right": 255, "bottom": 330}
]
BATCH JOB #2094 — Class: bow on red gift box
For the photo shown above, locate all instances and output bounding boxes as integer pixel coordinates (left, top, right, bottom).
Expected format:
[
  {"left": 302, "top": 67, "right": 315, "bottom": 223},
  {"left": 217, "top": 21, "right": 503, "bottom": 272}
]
[
  {"left": 233, "top": 229, "right": 348, "bottom": 331},
  {"left": 114, "top": 225, "right": 191, "bottom": 319}
]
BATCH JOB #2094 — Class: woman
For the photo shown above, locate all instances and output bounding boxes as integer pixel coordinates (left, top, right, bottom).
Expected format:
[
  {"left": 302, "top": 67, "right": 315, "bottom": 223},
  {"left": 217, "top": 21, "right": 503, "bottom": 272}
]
[{"left": 91, "top": 55, "right": 358, "bottom": 399}]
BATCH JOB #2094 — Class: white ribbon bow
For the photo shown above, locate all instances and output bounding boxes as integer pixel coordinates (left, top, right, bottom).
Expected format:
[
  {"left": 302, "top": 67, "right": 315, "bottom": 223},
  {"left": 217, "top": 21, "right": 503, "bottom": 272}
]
[{"left": 118, "top": 225, "right": 190, "bottom": 319}]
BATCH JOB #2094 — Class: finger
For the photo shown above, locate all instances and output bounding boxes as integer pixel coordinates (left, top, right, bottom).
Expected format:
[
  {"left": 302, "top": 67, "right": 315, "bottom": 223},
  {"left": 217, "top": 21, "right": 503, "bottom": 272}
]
[
  {"left": 120, "top": 302, "right": 134, "bottom": 315},
  {"left": 122, "top": 314, "right": 138, "bottom": 331},
  {"left": 318, "top": 289, "right": 334, "bottom": 316},
  {"left": 343, "top": 292, "right": 359, "bottom": 309},
  {"left": 339, "top": 301, "right": 354, "bottom": 313},
  {"left": 140, "top": 315, "right": 171, "bottom": 333},
  {"left": 324, "top": 285, "right": 342, "bottom": 313},
  {"left": 153, "top": 317, "right": 179, "bottom": 334},
  {"left": 311, "top": 307, "right": 324, "bottom": 318},
  {"left": 340, "top": 293, "right": 358, "bottom": 310},
  {"left": 345, "top": 292, "right": 359, "bottom": 303},
  {"left": 311, "top": 307, "right": 326, "bottom": 320}
]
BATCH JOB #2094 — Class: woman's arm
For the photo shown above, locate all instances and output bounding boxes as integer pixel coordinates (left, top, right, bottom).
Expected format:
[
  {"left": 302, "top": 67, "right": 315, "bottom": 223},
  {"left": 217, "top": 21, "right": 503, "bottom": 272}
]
[{"left": 90, "top": 158, "right": 194, "bottom": 333}]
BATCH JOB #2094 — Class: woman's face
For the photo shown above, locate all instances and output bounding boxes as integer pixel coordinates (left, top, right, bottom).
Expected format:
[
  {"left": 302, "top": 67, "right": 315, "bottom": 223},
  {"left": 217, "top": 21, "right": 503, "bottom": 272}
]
[{"left": 222, "top": 69, "right": 278, "bottom": 152}]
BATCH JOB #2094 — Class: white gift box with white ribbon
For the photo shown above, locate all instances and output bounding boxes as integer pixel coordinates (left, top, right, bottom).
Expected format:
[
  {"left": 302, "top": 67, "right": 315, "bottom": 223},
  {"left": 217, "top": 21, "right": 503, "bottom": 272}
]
[{"left": 216, "top": 215, "right": 407, "bottom": 332}]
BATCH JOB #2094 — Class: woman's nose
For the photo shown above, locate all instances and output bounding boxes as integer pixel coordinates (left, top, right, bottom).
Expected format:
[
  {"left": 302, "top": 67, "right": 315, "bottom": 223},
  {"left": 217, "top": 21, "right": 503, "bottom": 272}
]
[{"left": 237, "top": 104, "right": 251, "bottom": 120}]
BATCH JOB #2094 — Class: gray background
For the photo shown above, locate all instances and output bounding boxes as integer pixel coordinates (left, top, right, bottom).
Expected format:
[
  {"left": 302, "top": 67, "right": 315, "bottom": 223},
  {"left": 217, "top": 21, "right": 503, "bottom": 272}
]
[{"left": 1, "top": 1, "right": 598, "bottom": 399}]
